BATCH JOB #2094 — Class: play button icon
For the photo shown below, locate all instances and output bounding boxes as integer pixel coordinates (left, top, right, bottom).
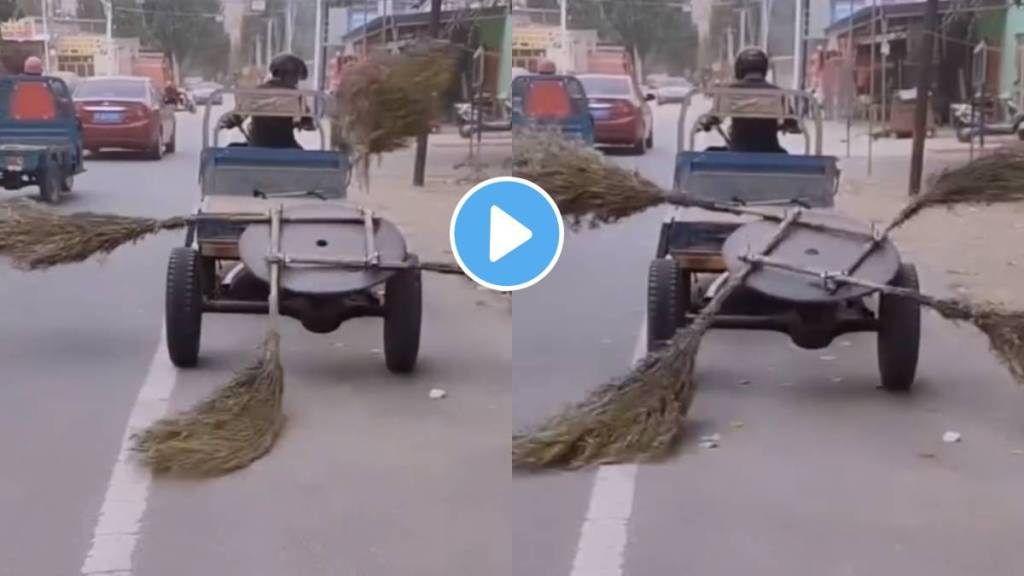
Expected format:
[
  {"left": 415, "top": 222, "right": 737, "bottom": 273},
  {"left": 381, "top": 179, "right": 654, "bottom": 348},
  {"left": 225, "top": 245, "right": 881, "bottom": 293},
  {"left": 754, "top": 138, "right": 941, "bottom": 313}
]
[
  {"left": 489, "top": 205, "right": 533, "bottom": 262},
  {"left": 450, "top": 176, "right": 564, "bottom": 291}
]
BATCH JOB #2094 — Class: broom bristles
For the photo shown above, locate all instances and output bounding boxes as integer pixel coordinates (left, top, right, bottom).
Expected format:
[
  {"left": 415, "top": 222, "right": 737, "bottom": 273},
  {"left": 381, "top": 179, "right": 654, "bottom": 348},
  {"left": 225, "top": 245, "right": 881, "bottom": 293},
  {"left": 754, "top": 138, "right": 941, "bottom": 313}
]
[
  {"left": 334, "top": 46, "right": 455, "bottom": 188},
  {"left": 513, "top": 130, "right": 664, "bottom": 228},
  {"left": 132, "top": 330, "right": 285, "bottom": 477},
  {"left": 0, "top": 200, "right": 185, "bottom": 270}
]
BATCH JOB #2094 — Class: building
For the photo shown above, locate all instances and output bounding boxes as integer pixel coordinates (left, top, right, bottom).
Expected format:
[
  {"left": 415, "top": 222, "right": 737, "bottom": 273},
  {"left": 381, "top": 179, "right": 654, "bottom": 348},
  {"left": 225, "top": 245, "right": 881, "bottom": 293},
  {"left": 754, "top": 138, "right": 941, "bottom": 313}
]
[
  {"left": 821, "top": 0, "right": 1007, "bottom": 121},
  {"left": 56, "top": 34, "right": 139, "bottom": 76},
  {"left": 511, "top": 24, "right": 598, "bottom": 74}
]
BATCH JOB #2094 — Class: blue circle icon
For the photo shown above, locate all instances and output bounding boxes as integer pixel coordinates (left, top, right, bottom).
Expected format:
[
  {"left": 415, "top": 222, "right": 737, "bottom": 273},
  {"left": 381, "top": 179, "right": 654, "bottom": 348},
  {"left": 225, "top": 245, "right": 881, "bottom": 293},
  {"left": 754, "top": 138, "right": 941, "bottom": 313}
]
[{"left": 450, "top": 176, "right": 564, "bottom": 291}]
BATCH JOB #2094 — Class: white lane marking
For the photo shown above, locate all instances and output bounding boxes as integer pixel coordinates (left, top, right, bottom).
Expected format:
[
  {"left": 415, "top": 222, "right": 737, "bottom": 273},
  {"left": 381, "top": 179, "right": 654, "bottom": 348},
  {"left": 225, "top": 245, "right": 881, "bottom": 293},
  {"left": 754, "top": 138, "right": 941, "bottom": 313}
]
[
  {"left": 569, "top": 319, "right": 646, "bottom": 576},
  {"left": 81, "top": 326, "right": 175, "bottom": 575}
]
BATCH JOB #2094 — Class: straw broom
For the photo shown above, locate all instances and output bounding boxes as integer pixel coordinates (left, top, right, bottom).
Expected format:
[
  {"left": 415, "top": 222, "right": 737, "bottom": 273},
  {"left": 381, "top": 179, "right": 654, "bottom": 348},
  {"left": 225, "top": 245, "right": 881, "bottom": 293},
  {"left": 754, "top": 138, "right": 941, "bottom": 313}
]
[
  {"left": 133, "top": 330, "right": 284, "bottom": 476},
  {"left": 513, "top": 210, "right": 805, "bottom": 469},
  {"left": 0, "top": 202, "right": 462, "bottom": 476},
  {"left": 512, "top": 135, "right": 1024, "bottom": 470},
  {"left": 334, "top": 46, "right": 456, "bottom": 188},
  {"left": 514, "top": 132, "right": 1024, "bottom": 228}
]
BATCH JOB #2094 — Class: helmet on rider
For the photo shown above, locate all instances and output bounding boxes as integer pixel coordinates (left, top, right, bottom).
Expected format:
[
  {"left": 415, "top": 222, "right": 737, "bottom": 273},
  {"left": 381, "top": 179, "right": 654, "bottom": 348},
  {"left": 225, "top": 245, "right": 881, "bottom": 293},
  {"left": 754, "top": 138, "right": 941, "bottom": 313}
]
[
  {"left": 537, "top": 59, "right": 557, "bottom": 75},
  {"left": 733, "top": 47, "right": 769, "bottom": 81},
  {"left": 269, "top": 53, "right": 308, "bottom": 87},
  {"left": 23, "top": 56, "right": 43, "bottom": 75}
]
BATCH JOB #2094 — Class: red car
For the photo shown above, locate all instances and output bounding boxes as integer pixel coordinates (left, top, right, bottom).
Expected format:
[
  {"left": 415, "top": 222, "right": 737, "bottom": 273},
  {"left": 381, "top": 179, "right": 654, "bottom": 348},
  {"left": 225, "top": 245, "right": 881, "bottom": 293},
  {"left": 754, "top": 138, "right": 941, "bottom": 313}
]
[
  {"left": 578, "top": 73, "right": 654, "bottom": 154},
  {"left": 73, "top": 76, "right": 176, "bottom": 159}
]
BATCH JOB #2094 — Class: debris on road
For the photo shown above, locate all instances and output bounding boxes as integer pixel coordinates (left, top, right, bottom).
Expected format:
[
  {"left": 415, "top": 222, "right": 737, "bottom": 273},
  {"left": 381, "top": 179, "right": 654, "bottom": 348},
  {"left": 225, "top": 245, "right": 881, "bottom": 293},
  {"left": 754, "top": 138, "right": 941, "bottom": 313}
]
[
  {"left": 737, "top": 379, "right": 751, "bottom": 386},
  {"left": 698, "top": 434, "right": 721, "bottom": 449},
  {"left": 1011, "top": 448, "right": 1024, "bottom": 456},
  {"left": 729, "top": 420, "right": 745, "bottom": 429},
  {"left": 429, "top": 388, "right": 447, "bottom": 400},
  {"left": 819, "top": 355, "right": 836, "bottom": 361},
  {"left": 943, "top": 431, "right": 963, "bottom": 443}
]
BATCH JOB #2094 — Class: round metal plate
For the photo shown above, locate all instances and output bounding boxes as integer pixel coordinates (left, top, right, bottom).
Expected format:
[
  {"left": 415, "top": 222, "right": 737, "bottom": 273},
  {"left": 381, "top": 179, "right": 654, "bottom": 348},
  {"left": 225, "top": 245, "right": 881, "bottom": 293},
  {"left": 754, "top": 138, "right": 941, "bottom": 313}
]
[
  {"left": 238, "top": 203, "right": 407, "bottom": 295},
  {"left": 722, "top": 211, "right": 900, "bottom": 303}
]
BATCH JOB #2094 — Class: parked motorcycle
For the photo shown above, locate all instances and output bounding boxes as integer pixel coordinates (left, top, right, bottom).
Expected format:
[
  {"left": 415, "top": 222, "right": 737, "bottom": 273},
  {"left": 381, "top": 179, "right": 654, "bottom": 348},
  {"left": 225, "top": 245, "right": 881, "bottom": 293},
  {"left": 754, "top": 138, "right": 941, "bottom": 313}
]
[{"left": 952, "top": 96, "right": 1024, "bottom": 143}]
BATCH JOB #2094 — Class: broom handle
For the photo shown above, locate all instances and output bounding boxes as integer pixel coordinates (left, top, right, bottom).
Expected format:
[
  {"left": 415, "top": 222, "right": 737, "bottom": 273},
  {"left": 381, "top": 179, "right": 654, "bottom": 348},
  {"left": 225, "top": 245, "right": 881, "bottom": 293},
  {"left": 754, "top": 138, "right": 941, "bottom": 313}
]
[
  {"left": 660, "top": 195, "right": 870, "bottom": 240},
  {"left": 268, "top": 206, "right": 282, "bottom": 325},
  {"left": 741, "top": 253, "right": 972, "bottom": 317},
  {"left": 828, "top": 198, "right": 923, "bottom": 291},
  {"left": 689, "top": 209, "right": 805, "bottom": 333}
]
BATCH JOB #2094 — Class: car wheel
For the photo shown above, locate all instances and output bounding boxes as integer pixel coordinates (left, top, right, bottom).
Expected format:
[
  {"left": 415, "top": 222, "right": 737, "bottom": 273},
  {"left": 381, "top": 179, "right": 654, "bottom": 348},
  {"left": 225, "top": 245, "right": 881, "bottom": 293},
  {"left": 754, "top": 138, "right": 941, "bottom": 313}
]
[
  {"left": 632, "top": 133, "right": 647, "bottom": 155},
  {"left": 877, "top": 264, "right": 921, "bottom": 392},
  {"left": 165, "top": 125, "right": 176, "bottom": 154},
  {"left": 148, "top": 131, "right": 164, "bottom": 160},
  {"left": 383, "top": 253, "right": 422, "bottom": 374},
  {"left": 37, "top": 158, "right": 62, "bottom": 204},
  {"left": 166, "top": 247, "right": 204, "bottom": 368}
]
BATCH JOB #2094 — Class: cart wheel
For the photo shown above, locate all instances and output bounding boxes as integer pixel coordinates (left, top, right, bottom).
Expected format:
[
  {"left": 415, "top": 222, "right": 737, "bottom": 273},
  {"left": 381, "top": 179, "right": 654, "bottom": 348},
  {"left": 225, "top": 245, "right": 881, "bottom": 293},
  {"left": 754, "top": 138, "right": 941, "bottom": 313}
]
[
  {"left": 647, "top": 258, "right": 684, "bottom": 352},
  {"left": 37, "top": 158, "right": 62, "bottom": 204},
  {"left": 166, "top": 247, "right": 204, "bottom": 368},
  {"left": 877, "top": 263, "right": 920, "bottom": 392},
  {"left": 383, "top": 253, "right": 422, "bottom": 374}
]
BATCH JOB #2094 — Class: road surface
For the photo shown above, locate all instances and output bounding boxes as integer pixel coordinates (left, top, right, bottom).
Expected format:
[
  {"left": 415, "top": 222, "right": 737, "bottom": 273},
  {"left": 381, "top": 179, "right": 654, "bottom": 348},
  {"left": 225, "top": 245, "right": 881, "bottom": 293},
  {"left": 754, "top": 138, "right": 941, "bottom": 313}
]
[
  {"left": 0, "top": 108, "right": 511, "bottom": 576},
  {"left": 512, "top": 102, "right": 1024, "bottom": 576}
]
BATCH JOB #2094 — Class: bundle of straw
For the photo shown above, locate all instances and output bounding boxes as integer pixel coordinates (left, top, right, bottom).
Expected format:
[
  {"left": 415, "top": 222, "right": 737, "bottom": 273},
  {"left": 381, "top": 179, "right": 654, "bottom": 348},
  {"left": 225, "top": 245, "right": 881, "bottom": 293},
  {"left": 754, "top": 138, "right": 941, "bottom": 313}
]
[
  {"left": 515, "top": 133, "right": 1024, "bottom": 229},
  {"left": 513, "top": 131, "right": 663, "bottom": 228},
  {"left": 334, "top": 45, "right": 456, "bottom": 185},
  {"left": 0, "top": 200, "right": 184, "bottom": 270},
  {"left": 512, "top": 134, "right": 1024, "bottom": 470},
  {"left": 133, "top": 331, "right": 284, "bottom": 476}
]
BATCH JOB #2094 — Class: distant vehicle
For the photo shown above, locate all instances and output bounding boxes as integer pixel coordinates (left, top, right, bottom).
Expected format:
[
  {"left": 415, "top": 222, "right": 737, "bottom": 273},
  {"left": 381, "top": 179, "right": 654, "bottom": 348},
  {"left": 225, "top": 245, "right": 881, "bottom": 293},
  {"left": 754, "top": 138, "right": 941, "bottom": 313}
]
[
  {"left": 0, "top": 75, "right": 84, "bottom": 203},
  {"left": 190, "top": 82, "right": 224, "bottom": 105},
  {"left": 73, "top": 76, "right": 176, "bottom": 159},
  {"left": 510, "top": 73, "right": 595, "bottom": 146},
  {"left": 586, "top": 45, "right": 634, "bottom": 77},
  {"left": 133, "top": 51, "right": 175, "bottom": 88},
  {"left": 578, "top": 73, "right": 654, "bottom": 154},
  {"left": 654, "top": 77, "right": 693, "bottom": 105}
]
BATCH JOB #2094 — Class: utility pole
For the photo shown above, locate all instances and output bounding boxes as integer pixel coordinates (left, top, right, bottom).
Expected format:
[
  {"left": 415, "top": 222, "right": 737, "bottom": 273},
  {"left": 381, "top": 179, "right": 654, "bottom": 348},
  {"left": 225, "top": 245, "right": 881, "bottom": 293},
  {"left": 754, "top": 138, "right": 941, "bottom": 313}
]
[
  {"left": 313, "top": 0, "right": 326, "bottom": 91},
  {"left": 286, "top": 0, "right": 295, "bottom": 54},
  {"left": 102, "top": 0, "right": 114, "bottom": 75},
  {"left": 845, "top": 0, "right": 853, "bottom": 159},
  {"left": 868, "top": 0, "right": 876, "bottom": 175},
  {"left": 41, "top": 0, "right": 50, "bottom": 71},
  {"left": 266, "top": 17, "right": 274, "bottom": 68},
  {"left": 792, "top": 0, "right": 803, "bottom": 90},
  {"left": 740, "top": 5, "right": 747, "bottom": 49},
  {"left": 908, "top": 0, "right": 938, "bottom": 196},
  {"left": 412, "top": 0, "right": 442, "bottom": 187},
  {"left": 760, "top": 0, "right": 769, "bottom": 50},
  {"left": 560, "top": 0, "right": 568, "bottom": 70}
]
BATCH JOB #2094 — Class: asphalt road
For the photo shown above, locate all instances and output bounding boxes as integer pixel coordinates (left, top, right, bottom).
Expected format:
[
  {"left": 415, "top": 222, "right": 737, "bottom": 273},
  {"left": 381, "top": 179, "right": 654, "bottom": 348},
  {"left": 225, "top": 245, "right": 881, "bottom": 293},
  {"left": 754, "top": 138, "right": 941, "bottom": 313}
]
[
  {"left": 0, "top": 109, "right": 511, "bottom": 576},
  {"left": 512, "top": 103, "right": 1024, "bottom": 575}
]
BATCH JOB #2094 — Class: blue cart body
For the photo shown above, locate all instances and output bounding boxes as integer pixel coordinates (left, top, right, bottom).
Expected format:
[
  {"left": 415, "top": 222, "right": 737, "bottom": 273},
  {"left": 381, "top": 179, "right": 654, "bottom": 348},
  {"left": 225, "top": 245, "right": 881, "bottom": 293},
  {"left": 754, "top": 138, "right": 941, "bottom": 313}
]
[
  {"left": 510, "top": 74, "right": 595, "bottom": 146},
  {"left": 0, "top": 75, "right": 84, "bottom": 199}
]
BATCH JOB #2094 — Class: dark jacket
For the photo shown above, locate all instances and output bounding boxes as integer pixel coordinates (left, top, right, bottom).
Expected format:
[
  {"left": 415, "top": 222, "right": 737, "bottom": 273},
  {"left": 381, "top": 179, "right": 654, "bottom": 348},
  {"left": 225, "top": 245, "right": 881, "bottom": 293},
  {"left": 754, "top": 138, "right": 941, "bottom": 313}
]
[{"left": 726, "top": 77, "right": 786, "bottom": 153}]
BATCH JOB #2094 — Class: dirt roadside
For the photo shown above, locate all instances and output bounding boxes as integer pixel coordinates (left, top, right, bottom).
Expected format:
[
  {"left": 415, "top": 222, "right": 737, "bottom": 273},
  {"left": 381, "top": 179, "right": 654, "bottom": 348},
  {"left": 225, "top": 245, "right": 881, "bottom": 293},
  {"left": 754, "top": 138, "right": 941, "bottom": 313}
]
[{"left": 827, "top": 125, "right": 1024, "bottom": 310}]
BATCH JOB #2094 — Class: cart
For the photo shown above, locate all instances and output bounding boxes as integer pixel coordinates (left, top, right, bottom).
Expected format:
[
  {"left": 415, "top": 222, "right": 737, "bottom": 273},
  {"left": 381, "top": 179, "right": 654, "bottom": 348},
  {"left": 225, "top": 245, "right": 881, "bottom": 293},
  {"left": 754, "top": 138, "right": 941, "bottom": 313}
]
[
  {"left": 166, "top": 88, "right": 422, "bottom": 373},
  {"left": 649, "top": 86, "right": 921, "bottom": 391},
  {"left": 0, "top": 75, "right": 84, "bottom": 203}
]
